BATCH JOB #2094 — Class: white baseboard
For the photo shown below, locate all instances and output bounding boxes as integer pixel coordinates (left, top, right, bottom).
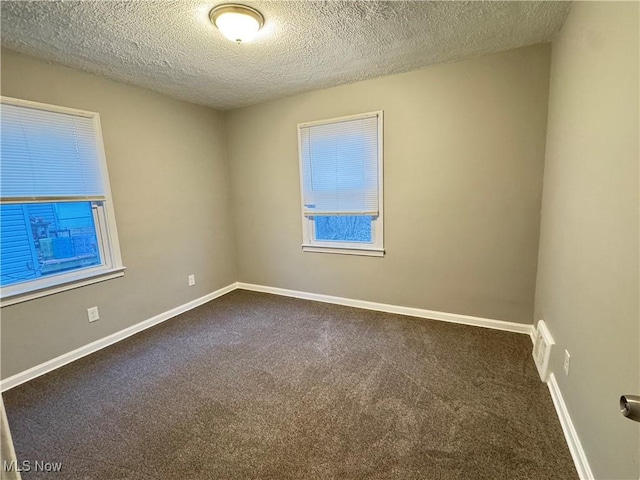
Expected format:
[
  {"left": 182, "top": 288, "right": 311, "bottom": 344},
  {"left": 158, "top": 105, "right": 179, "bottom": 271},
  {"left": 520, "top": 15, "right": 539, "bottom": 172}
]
[
  {"left": 0, "top": 283, "right": 237, "bottom": 392},
  {"left": 237, "top": 282, "right": 535, "bottom": 337},
  {"left": 547, "top": 373, "right": 594, "bottom": 480}
]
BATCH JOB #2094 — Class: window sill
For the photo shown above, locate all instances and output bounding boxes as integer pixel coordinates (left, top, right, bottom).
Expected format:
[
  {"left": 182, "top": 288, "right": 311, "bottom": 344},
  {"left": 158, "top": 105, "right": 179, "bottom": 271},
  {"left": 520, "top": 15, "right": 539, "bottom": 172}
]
[
  {"left": 0, "top": 267, "right": 126, "bottom": 307},
  {"left": 301, "top": 244, "right": 385, "bottom": 257}
]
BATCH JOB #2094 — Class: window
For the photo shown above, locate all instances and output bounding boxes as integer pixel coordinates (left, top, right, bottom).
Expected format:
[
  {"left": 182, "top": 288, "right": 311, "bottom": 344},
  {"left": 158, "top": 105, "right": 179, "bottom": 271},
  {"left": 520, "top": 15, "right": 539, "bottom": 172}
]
[
  {"left": 297, "top": 111, "right": 384, "bottom": 256},
  {"left": 0, "top": 97, "right": 124, "bottom": 306}
]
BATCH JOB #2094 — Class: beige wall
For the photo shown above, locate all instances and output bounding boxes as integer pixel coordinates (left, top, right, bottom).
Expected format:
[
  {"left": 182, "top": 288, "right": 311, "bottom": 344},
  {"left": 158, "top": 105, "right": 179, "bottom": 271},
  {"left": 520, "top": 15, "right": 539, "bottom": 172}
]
[
  {"left": 534, "top": 2, "right": 639, "bottom": 479},
  {"left": 0, "top": 49, "right": 237, "bottom": 379},
  {"left": 225, "top": 44, "right": 551, "bottom": 324}
]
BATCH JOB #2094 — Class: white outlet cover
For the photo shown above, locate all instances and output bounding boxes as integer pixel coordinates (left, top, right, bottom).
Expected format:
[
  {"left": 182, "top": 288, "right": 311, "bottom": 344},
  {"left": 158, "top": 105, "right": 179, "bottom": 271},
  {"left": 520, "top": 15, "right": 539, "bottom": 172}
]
[
  {"left": 87, "top": 306, "right": 99, "bottom": 322},
  {"left": 188, "top": 274, "right": 195, "bottom": 286},
  {"left": 563, "top": 350, "right": 571, "bottom": 376}
]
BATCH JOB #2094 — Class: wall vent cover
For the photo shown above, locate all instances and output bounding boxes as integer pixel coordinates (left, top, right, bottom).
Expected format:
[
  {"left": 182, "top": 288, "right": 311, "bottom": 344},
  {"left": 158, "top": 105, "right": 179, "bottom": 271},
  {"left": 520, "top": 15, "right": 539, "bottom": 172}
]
[{"left": 532, "top": 319, "right": 555, "bottom": 382}]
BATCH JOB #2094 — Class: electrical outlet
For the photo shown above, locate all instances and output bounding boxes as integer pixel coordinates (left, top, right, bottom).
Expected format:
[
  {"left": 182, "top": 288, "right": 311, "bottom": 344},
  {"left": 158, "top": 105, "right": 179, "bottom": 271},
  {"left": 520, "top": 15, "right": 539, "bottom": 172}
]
[
  {"left": 188, "top": 274, "right": 196, "bottom": 287},
  {"left": 87, "top": 306, "right": 100, "bottom": 323},
  {"left": 564, "top": 350, "right": 571, "bottom": 376}
]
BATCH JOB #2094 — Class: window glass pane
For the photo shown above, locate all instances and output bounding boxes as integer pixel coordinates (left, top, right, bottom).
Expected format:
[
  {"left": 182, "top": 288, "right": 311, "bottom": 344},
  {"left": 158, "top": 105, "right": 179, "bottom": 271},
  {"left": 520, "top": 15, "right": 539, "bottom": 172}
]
[
  {"left": 1, "top": 201, "right": 102, "bottom": 287},
  {"left": 314, "top": 215, "right": 372, "bottom": 243}
]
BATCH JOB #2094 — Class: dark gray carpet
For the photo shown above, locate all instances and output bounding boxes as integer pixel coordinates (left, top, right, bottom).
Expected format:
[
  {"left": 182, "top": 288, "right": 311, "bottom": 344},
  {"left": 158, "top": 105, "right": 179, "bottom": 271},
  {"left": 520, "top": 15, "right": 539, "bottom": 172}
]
[{"left": 3, "top": 290, "right": 577, "bottom": 479}]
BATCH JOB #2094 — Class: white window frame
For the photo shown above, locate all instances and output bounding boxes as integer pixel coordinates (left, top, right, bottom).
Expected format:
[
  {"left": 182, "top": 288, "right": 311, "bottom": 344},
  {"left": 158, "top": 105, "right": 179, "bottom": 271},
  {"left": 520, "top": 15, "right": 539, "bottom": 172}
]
[
  {"left": 297, "top": 111, "right": 384, "bottom": 257},
  {"left": 0, "top": 96, "right": 125, "bottom": 306}
]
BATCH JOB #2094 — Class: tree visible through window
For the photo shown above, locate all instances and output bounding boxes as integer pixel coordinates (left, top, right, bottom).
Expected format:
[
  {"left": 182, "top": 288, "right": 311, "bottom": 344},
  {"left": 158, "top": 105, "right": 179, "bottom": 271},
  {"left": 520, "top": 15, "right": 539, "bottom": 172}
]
[{"left": 314, "top": 215, "right": 372, "bottom": 243}]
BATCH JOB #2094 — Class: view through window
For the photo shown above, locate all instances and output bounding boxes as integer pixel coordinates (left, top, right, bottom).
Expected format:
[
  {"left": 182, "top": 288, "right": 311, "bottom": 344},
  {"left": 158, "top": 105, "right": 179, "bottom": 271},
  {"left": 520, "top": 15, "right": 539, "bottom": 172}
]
[{"left": 1, "top": 202, "right": 101, "bottom": 287}]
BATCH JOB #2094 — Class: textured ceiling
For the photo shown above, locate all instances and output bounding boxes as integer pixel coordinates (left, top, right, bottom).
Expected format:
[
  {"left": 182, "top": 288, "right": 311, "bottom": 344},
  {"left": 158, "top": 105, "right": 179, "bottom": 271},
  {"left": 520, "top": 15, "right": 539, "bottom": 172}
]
[{"left": 0, "top": 1, "right": 571, "bottom": 110}]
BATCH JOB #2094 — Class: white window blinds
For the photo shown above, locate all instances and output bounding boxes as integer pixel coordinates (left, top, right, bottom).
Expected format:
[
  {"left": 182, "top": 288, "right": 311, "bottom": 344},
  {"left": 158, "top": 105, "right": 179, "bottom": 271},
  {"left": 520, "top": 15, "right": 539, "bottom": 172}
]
[
  {"left": 300, "top": 113, "right": 380, "bottom": 216},
  {"left": 0, "top": 103, "right": 105, "bottom": 200}
]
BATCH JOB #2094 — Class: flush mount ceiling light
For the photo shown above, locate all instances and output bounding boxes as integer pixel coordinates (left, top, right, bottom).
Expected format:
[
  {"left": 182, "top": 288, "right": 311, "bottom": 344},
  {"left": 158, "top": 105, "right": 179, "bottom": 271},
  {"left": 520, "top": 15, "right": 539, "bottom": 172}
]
[{"left": 209, "top": 4, "right": 264, "bottom": 44}]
